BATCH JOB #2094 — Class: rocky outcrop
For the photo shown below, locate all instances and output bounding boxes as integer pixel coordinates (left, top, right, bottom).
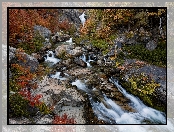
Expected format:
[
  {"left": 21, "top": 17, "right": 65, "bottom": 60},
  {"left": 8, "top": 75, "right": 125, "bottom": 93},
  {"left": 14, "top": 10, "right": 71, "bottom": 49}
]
[
  {"left": 33, "top": 25, "right": 51, "bottom": 39},
  {"left": 117, "top": 59, "right": 166, "bottom": 112},
  {"left": 58, "top": 9, "right": 85, "bottom": 29},
  {"left": 146, "top": 40, "right": 157, "bottom": 51},
  {"left": 9, "top": 46, "right": 39, "bottom": 73},
  {"left": 55, "top": 44, "right": 83, "bottom": 58},
  {"left": 74, "top": 57, "right": 87, "bottom": 68},
  {"left": 51, "top": 32, "right": 70, "bottom": 43}
]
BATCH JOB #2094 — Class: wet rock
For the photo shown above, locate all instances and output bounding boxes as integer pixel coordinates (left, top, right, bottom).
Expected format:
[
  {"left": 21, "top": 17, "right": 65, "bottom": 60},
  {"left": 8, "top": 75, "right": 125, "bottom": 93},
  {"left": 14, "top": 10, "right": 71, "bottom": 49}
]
[
  {"left": 97, "top": 60, "right": 102, "bottom": 65},
  {"left": 62, "top": 58, "right": 72, "bottom": 66},
  {"left": 139, "top": 27, "right": 145, "bottom": 34},
  {"left": 74, "top": 57, "right": 87, "bottom": 68},
  {"left": 32, "top": 53, "right": 45, "bottom": 63},
  {"left": 45, "top": 43, "right": 52, "bottom": 49},
  {"left": 85, "top": 44, "right": 92, "bottom": 51},
  {"left": 59, "top": 72, "right": 65, "bottom": 77}
]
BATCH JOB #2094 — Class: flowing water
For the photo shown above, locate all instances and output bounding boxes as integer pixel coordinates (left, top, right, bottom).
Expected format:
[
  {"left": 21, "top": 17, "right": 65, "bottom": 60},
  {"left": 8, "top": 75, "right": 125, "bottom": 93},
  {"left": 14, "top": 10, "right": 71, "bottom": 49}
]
[
  {"left": 44, "top": 50, "right": 60, "bottom": 65},
  {"left": 80, "top": 54, "right": 93, "bottom": 67},
  {"left": 72, "top": 78, "right": 166, "bottom": 124},
  {"left": 44, "top": 47, "right": 166, "bottom": 124}
]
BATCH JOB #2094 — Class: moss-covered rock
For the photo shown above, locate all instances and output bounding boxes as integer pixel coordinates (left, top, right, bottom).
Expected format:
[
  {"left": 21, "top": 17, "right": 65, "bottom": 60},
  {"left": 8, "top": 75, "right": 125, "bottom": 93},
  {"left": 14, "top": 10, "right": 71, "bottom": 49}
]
[{"left": 119, "top": 73, "right": 166, "bottom": 112}]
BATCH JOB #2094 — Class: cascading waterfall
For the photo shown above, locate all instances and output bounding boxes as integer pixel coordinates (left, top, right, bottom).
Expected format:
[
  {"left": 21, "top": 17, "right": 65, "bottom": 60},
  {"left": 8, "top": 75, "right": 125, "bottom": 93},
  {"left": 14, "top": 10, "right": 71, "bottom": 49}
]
[
  {"left": 80, "top": 54, "right": 94, "bottom": 67},
  {"left": 43, "top": 46, "right": 166, "bottom": 124},
  {"left": 51, "top": 72, "right": 67, "bottom": 80},
  {"left": 44, "top": 50, "right": 60, "bottom": 65},
  {"left": 72, "top": 78, "right": 166, "bottom": 124},
  {"left": 79, "top": 11, "right": 86, "bottom": 27}
]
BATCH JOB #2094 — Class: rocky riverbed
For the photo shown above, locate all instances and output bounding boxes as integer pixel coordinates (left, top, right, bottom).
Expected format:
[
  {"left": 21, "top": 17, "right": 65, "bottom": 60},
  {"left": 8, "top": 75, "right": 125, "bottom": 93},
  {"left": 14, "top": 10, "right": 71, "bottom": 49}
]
[
  {"left": 8, "top": 35, "right": 166, "bottom": 124},
  {"left": 8, "top": 9, "right": 167, "bottom": 124}
]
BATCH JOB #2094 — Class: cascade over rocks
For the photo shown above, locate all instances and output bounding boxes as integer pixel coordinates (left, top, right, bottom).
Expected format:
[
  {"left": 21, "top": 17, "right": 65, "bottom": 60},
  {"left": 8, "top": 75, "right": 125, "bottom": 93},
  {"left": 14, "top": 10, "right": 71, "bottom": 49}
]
[{"left": 8, "top": 9, "right": 167, "bottom": 125}]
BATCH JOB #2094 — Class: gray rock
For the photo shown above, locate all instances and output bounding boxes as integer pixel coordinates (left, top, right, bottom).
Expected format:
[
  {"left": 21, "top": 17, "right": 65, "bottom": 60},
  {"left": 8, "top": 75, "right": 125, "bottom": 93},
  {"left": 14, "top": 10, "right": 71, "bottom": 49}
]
[
  {"left": 116, "top": 35, "right": 127, "bottom": 43},
  {"left": 9, "top": 46, "right": 16, "bottom": 62},
  {"left": 74, "top": 57, "right": 87, "bottom": 68},
  {"left": 139, "top": 27, "right": 145, "bottom": 34},
  {"left": 58, "top": 9, "right": 83, "bottom": 29},
  {"left": 146, "top": 40, "right": 157, "bottom": 51},
  {"left": 55, "top": 44, "right": 83, "bottom": 57},
  {"left": 97, "top": 60, "right": 102, "bottom": 65},
  {"left": 62, "top": 59, "right": 72, "bottom": 66},
  {"left": 33, "top": 25, "right": 51, "bottom": 39},
  {"left": 9, "top": 46, "right": 39, "bottom": 73},
  {"left": 51, "top": 32, "right": 70, "bottom": 43}
]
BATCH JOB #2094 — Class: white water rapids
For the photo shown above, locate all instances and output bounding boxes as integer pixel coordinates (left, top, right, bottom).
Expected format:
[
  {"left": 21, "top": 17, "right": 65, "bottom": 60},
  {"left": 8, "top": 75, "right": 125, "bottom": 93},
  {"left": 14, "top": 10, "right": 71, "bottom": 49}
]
[
  {"left": 72, "top": 78, "right": 166, "bottom": 124},
  {"left": 80, "top": 54, "right": 94, "bottom": 68},
  {"left": 44, "top": 50, "right": 60, "bottom": 65},
  {"left": 44, "top": 49, "right": 166, "bottom": 124}
]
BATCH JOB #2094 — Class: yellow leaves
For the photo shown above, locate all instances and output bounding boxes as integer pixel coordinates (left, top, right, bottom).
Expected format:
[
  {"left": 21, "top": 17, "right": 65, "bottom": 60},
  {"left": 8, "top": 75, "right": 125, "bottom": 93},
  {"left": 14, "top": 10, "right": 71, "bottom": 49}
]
[
  {"left": 110, "top": 56, "right": 116, "bottom": 61},
  {"left": 129, "top": 74, "right": 161, "bottom": 95}
]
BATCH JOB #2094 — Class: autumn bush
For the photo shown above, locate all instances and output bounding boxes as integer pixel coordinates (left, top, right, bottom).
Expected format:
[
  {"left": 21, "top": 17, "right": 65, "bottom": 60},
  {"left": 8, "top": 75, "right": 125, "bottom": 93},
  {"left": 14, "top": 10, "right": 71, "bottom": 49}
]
[
  {"left": 52, "top": 113, "right": 76, "bottom": 124},
  {"left": 9, "top": 9, "right": 72, "bottom": 54},
  {"left": 9, "top": 48, "right": 52, "bottom": 118},
  {"left": 77, "top": 9, "right": 166, "bottom": 55}
]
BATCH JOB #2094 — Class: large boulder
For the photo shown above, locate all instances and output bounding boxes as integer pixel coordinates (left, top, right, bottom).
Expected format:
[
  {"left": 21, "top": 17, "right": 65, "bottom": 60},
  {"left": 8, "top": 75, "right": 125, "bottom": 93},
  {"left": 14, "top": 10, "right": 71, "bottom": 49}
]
[
  {"left": 55, "top": 45, "right": 83, "bottom": 58},
  {"left": 51, "top": 32, "right": 70, "bottom": 43},
  {"left": 33, "top": 25, "right": 51, "bottom": 39},
  {"left": 146, "top": 40, "right": 157, "bottom": 51},
  {"left": 9, "top": 46, "right": 39, "bottom": 73},
  {"left": 74, "top": 57, "right": 87, "bottom": 68}
]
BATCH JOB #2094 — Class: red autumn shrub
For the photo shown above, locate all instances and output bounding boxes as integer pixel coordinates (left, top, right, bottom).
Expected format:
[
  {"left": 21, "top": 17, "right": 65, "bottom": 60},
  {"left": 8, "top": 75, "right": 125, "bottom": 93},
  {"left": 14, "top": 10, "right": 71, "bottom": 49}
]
[{"left": 52, "top": 113, "right": 76, "bottom": 124}]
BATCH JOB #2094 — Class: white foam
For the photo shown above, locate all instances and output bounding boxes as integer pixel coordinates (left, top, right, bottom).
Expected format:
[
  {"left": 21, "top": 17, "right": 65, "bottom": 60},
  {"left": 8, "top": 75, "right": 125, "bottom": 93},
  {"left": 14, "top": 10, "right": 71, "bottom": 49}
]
[
  {"left": 110, "top": 78, "right": 166, "bottom": 124},
  {"left": 79, "top": 12, "right": 86, "bottom": 27},
  {"left": 72, "top": 80, "right": 88, "bottom": 92},
  {"left": 66, "top": 38, "right": 73, "bottom": 43},
  {"left": 72, "top": 78, "right": 166, "bottom": 124},
  {"left": 45, "top": 51, "right": 60, "bottom": 64},
  {"left": 51, "top": 72, "right": 67, "bottom": 80},
  {"left": 80, "top": 54, "right": 92, "bottom": 67}
]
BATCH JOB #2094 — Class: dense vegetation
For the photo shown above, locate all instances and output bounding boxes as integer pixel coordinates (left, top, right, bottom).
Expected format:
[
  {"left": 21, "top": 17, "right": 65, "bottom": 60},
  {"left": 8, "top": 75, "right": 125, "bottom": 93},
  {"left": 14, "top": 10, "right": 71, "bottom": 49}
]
[
  {"left": 9, "top": 9, "right": 71, "bottom": 54},
  {"left": 8, "top": 8, "right": 167, "bottom": 122}
]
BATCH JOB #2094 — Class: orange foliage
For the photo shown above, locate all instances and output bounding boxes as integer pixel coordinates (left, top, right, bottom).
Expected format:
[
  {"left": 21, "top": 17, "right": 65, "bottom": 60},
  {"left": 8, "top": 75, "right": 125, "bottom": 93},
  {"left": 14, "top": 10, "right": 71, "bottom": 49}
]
[
  {"left": 9, "top": 9, "right": 69, "bottom": 48},
  {"left": 11, "top": 63, "right": 36, "bottom": 89},
  {"left": 58, "top": 19, "right": 71, "bottom": 31}
]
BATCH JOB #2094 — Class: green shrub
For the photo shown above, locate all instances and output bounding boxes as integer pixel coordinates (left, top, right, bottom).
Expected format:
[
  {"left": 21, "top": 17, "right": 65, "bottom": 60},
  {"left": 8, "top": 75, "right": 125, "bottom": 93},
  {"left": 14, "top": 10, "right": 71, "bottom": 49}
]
[
  {"left": 9, "top": 93, "right": 30, "bottom": 118},
  {"left": 17, "top": 31, "right": 44, "bottom": 55},
  {"left": 122, "top": 41, "right": 166, "bottom": 67},
  {"left": 120, "top": 73, "right": 165, "bottom": 112}
]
